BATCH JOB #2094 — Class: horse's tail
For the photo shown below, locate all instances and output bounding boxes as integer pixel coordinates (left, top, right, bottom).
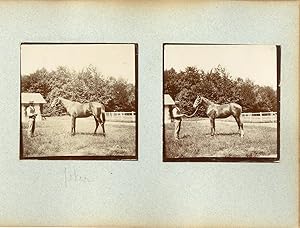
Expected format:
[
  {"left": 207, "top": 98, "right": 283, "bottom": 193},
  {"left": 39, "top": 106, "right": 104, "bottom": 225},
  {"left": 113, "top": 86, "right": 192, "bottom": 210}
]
[
  {"left": 238, "top": 103, "right": 242, "bottom": 115},
  {"left": 95, "top": 107, "right": 101, "bottom": 120},
  {"left": 102, "top": 111, "right": 106, "bottom": 123},
  {"left": 100, "top": 103, "right": 105, "bottom": 123},
  {"left": 233, "top": 103, "right": 242, "bottom": 117},
  {"left": 96, "top": 106, "right": 105, "bottom": 124}
]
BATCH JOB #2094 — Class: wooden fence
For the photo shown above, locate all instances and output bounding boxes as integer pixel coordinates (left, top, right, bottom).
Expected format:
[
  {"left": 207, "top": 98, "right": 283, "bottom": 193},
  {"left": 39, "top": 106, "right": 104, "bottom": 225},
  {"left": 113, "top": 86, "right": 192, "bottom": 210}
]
[
  {"left": 105, "top": 111, "right": 136, "bottom": 122},
  {"left": 224, "top": 112, "right": 277, "bottom": 123}
]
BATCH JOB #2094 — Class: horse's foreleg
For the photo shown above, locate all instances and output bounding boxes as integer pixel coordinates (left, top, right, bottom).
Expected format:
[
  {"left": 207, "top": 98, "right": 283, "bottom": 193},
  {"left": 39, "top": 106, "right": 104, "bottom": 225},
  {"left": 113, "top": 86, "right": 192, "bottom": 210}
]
[
  {"left": 71, "top": 117, "right": 75, "bottom": 136},
  {"left": 210, "top": 118, "right": 215, "bottom": 136},
  {"left": 213, "top": 119, "right": 216, "bottom": 136},
  {"left": 74, "top": 118, "right": 76, "bottom": 135}
]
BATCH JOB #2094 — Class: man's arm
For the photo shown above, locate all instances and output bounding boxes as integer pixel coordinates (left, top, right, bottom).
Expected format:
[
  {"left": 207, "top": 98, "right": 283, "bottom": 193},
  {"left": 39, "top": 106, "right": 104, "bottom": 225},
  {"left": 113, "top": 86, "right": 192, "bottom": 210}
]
[
  {"left": 172, "top": 108, "right": 184, "bottom": 118},
  {"left": 27, "top": 107, "right": 38, "bottom": 117}
]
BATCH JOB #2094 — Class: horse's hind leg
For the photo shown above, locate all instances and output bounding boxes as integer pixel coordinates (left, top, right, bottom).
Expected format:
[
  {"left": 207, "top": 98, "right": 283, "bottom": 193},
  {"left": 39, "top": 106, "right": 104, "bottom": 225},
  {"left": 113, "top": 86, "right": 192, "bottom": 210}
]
[
  {"left": 234, "top": 116, "right": 244, "bottom": 137},
  {"left": 233, "top": 116, "right": 240, "bottom": 131},
  {"left": 101, "top": 112, "right": 106, "bottom": 136},
  {"left": 240, "top": 118, "right": 244, "bottom": 137},
  {"left": 101, "top": 123, "right": 106, "bottom": 137},
  {"left": 93, "top": 117, "right": 99, "bottom": 135}
]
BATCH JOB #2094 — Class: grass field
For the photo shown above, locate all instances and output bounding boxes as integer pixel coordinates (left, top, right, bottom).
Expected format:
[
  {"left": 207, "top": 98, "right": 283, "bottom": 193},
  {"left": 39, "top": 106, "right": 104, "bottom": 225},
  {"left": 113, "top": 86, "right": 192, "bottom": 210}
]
[
  {"left": 164, "top": 118, "right": 277, "bottom": 159},
  {"left": 21, "top": 116, "right": 136, "bottom": 158}
]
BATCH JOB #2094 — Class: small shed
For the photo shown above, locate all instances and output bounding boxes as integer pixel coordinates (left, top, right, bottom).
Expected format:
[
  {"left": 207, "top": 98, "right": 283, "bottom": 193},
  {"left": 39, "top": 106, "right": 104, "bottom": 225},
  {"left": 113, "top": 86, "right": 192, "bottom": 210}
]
[
  {"left": 164, "top": 94, "right": 175, "bottom": 123},
  {"left": 21, "top": 93, "right": 47, "bottom": 121}
]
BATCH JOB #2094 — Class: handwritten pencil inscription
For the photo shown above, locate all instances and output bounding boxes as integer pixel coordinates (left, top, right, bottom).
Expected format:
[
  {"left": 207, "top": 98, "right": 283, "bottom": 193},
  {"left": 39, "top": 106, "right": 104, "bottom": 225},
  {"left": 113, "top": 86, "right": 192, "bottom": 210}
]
[{"left": 64, "top": 167, "right": 93, "bottom": 187}]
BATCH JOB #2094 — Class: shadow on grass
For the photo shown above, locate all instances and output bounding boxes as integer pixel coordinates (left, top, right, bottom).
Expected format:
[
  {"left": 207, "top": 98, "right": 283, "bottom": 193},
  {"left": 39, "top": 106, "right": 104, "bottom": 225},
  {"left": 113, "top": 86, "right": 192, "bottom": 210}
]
[
  {"left": 204, "top": 132, "right": 240, "bottom": 136},
  {"left": 76, "top": 132, "right": 105, "bottom": 136},
  {"left": 181, "top": 134, "right": 192, "bottom": 139}
]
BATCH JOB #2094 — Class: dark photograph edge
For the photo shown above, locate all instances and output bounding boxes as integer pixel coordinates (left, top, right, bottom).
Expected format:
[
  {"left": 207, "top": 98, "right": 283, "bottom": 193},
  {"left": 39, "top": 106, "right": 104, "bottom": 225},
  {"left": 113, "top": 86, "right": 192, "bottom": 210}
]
[
  {"left": 162, "top": 43, "right": 280, "bottom": 162},
  {"left": 19, "top": 42, "right": 138, "bottom": 161}
]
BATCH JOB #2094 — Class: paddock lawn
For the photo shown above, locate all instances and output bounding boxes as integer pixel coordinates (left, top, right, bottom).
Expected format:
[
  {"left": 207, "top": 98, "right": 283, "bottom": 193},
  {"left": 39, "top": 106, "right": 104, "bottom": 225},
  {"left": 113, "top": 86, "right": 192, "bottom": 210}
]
[
  {"left": 21, "top": 116, "right": 136, "bottom": 157},
  {"left": 164, "top": 119, "right": 277, "bottom": 158}
]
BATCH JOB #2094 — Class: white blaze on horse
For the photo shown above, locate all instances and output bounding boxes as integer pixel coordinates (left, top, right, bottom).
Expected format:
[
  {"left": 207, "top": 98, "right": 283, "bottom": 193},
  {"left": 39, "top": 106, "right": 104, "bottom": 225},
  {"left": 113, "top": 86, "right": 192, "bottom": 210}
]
[
  {"left": 51, "top": 97, "right": 106, "bottom": 136},
  {"left": 192, "top": 95, "right": 244, "bottom": 137}
]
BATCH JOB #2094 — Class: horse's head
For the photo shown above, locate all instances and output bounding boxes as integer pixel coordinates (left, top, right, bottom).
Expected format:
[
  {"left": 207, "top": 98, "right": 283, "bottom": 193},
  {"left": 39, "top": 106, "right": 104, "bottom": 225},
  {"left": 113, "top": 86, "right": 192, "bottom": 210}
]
[
  {"left": 193, "top": 95, "right": 202, "bottom": 108},
  {"left": 51, "top": 97, "right": 61, "bottom": 107}
]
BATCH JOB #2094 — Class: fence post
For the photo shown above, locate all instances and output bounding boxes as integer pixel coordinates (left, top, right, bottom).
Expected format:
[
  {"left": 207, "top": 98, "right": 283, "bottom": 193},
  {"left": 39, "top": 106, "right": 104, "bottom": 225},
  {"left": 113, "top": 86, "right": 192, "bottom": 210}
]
[
  {"left": 260, "top": 112, "right": 263, "bottom": 122},
  {"left": 132, "top": 111, "right": 135, "bottom": 122}
]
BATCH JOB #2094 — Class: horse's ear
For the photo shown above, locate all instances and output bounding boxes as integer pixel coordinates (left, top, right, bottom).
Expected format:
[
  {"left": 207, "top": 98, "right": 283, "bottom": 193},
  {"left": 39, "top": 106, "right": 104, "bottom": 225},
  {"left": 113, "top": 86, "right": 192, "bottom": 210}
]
[{"left": 52, "top": 97, "right": 60, "bottom": 106}]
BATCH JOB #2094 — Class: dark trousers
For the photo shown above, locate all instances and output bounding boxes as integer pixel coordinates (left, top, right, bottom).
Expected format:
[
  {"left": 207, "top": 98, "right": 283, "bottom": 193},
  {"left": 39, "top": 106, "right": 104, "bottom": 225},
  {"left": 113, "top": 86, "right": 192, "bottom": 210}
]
[
  {"left": 27, "top": 118, "right": 35, "bottom": 137},
  {"left": 174, "top": 119, "right": 181, "bottom": 139}
]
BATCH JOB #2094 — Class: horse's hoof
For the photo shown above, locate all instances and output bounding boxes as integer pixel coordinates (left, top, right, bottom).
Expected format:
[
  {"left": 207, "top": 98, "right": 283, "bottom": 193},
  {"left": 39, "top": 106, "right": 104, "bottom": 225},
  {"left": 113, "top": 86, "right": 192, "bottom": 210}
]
[{"left": 103, "top": 134, "right": 106, "bottom": 137}]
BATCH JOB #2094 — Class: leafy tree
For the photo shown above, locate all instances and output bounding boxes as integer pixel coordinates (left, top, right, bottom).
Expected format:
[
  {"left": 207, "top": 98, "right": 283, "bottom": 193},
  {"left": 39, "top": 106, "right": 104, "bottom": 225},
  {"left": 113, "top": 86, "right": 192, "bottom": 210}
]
[
  {"left": 163, "top": 65, "right": 277, "bottom": 115},
  {"left": 21, "top": 65, "right": 136, "bottom": 115}
]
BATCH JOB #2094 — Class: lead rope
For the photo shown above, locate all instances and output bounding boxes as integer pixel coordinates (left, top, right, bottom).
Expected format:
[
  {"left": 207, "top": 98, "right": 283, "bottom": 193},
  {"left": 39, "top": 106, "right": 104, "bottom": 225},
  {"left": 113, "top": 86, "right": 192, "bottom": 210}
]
[{"left": 183, "top": 106, "right": 199, "bottom": 118}]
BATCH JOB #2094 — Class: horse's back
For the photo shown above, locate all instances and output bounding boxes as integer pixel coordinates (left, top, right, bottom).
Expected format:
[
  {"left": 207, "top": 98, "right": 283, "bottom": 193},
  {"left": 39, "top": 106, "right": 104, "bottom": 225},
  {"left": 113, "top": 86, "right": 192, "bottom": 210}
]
[
  {"left": 210, "top": 103, "right": 242, "bottom": 118},
  {"left": 72, "top": 103, "right": 92, "bottom": 117}
]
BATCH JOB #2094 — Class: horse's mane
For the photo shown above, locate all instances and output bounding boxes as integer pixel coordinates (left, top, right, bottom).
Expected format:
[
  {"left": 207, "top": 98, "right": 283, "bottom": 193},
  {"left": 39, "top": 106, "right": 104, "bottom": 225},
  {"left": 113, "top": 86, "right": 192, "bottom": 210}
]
[{"left": 202, "top": 97, "right": 214, "bottom": 104}]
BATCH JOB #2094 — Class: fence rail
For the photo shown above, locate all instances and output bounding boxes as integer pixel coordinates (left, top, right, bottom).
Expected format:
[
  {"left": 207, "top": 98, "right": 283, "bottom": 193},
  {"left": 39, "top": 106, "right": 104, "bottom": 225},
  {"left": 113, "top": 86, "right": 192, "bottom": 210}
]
[
  {"left": 224, "top": 112, "right": 277, "bottom": 123},
  {"left": 105, "top": 111, "right": 136, "bottom": 122}
]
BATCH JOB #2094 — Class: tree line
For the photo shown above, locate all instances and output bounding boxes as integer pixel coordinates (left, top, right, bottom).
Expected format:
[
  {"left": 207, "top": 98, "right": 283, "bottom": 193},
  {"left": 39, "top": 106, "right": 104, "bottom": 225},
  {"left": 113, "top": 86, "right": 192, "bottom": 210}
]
[
  {"left": 21, "top": 65, "right": 135, "bottom": 115},
  {"left": 164, "top": 65, "right": 277, "bottom": 116}
]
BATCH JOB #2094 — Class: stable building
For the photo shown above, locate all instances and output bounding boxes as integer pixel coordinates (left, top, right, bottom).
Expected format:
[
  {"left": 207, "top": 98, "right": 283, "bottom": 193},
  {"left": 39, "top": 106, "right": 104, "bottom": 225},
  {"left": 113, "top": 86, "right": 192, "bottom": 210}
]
[
  {"left": 164, "top": 94, "right": 175, "bottom": 123},
  {"left": 21, "top": 93, "right": 47, "bottom": 121}
]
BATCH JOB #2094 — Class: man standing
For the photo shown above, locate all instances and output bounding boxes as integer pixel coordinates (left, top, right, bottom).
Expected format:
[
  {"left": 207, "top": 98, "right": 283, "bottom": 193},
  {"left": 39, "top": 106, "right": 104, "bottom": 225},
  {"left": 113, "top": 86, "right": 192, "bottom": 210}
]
[
  {"left": 172, "top": 100, "right": 184, "bottom": 140},
  {"left": 26, "top": 101, "right": 37, "bottom": 137}
]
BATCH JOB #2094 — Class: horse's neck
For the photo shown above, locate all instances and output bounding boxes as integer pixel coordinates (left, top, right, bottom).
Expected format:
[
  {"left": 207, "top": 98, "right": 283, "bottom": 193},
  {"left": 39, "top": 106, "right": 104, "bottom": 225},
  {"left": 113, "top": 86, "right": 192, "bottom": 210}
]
[
  {"left": 202, "top": 97, "right": 215, "bottom": 109},
  {"left": 59, "top": 98, "right": 73, "bottom": 110}
]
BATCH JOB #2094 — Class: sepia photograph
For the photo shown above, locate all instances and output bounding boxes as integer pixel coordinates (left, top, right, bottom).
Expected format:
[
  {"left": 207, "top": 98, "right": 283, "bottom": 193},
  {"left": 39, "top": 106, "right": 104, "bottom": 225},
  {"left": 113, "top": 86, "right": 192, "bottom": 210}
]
[
  {"left": 163, "top": 44, "right": 279, "bottom": 162},
  {"left": 20, "top": 43, "right": 137, "bottom": 160}
]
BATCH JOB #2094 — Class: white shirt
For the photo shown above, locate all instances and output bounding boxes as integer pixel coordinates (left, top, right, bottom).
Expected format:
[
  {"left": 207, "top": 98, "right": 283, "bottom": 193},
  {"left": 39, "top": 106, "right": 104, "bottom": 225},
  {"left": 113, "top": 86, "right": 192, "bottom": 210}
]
[
  {"left": 26, "top": 105, "right": 36, "bottom": 118},
  {"left": 172, "top": 106, "right": 182, "bottom": 120}
]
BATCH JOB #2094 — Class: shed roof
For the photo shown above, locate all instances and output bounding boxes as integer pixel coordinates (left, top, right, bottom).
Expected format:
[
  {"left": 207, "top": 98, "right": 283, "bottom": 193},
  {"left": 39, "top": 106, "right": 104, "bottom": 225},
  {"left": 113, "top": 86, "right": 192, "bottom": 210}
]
[
  {"left": 164, "top": 94, "right": 175, "bottom": 105},
  {"left": 21, "top": 93, "right": 47, "bottom": 104}
]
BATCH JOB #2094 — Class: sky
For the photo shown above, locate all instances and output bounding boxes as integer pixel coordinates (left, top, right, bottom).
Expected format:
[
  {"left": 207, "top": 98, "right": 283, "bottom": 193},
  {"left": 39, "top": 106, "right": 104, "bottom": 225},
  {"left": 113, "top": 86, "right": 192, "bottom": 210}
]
[
  {"left": 21, "top": 44, "right": 136, "bottom": 85},
  {"left": 164, "top": 45, "right": 278, "bottom": 89}
]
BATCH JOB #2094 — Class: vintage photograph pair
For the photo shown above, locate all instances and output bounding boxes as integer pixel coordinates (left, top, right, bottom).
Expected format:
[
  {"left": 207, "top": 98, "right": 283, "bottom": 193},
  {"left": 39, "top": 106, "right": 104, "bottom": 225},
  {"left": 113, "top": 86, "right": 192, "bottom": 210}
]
[{"left": 20, "top": 43, "right": 279, "bottom": 162}]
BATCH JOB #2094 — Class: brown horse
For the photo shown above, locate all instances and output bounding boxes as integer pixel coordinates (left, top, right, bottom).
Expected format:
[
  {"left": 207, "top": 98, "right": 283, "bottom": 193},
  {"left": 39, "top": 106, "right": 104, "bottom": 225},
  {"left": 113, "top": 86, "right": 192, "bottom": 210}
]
[
  {"left": 51, "top": 97, "right": 106, "bottom": 136},
  {"left": 193, "top": 95, "right": 244, "bottom": 137}
]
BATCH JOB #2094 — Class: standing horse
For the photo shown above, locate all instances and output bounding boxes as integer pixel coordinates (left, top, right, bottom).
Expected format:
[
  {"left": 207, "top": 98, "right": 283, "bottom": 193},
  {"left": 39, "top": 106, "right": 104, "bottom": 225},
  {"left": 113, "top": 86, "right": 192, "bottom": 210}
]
[
  {"left": 51, "top": 97, "right": 106, "bottom": 136},
  {"left": 193, "top": 95, "right": 244, "bottom": 137}
]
